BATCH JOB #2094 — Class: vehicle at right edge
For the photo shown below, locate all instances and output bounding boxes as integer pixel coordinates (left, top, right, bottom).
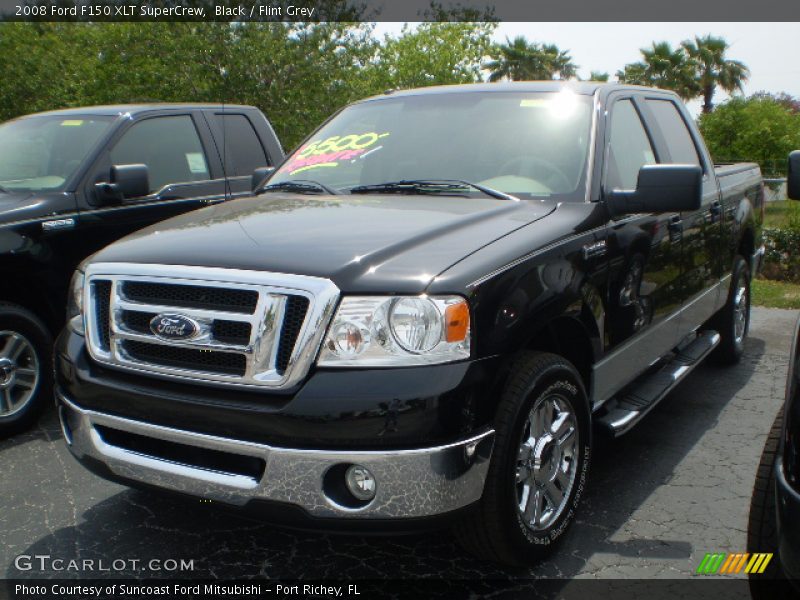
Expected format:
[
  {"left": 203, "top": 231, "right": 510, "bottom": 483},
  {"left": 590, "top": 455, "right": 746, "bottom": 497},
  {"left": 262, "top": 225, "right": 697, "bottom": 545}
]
[
  {"left": 748, "top": 154, "right": 800, "bottom": 597},
  {"left": 57, "top": 83, "right": 767, "bottom": 566}
]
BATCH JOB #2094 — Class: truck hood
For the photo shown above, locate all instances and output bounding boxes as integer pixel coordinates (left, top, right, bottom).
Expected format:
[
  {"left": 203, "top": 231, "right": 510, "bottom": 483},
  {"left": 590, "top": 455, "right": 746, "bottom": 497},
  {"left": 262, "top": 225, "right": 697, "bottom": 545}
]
[{"left": 92, "top": 193, "right": 557, "bottom": 293}]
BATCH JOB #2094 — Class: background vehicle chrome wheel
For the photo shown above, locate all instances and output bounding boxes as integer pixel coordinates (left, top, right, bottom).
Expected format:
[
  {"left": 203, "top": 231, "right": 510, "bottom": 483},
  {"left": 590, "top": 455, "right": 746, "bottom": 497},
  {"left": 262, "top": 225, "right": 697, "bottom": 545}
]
[
  {"left": 516, "top": 393, "right": 578, "bottom": 531},
  {"left": 0, "top": 331, "right": 40, "bottom": 417},
  {"left": 0, "top": 304, "right": 53, "bottom": 438}
]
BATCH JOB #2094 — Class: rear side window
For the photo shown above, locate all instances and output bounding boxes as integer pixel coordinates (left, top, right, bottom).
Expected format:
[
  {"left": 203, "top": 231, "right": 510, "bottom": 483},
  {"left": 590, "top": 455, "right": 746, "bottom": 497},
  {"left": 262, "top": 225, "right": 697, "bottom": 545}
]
[
  {"left": 606, "top": 100, "right": 656, "bottom": 191},
  {"left": 646, "top": 99, "right": 701, "bottom": 166},
  {"left": 213, "top": 114, "right": 269, "bottom": 177},
  {"left": 110, "top": 115, "right": 210, "bottom": 194}
]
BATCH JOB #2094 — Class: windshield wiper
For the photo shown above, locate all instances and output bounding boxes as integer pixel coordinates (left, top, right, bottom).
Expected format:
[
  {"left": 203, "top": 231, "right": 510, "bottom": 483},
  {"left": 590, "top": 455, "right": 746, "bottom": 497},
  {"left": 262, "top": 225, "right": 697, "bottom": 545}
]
[
  {"left": 259, "top": 179, "right": 340, "bottom": 196},
  {"left": 348, "top": 179, "right": 517, "bottom": 201}
]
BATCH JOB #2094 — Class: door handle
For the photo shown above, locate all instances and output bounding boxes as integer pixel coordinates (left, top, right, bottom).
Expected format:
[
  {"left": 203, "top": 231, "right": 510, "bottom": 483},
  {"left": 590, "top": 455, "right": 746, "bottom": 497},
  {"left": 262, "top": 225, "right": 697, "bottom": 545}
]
[
  {"left": 668, "top": 215, "right": 683, "bottom": 242},
  {"left": 709, "top": 201, "right": 722, "bottom": 223}
]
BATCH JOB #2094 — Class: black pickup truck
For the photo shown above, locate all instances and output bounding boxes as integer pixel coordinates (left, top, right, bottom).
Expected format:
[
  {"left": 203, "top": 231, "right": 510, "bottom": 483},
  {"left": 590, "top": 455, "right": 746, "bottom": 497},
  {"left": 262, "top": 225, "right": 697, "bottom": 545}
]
[
  {"left": 0, "top": 103, "right": 283, "bottom": 435},
  {"left": 55, "top": 83, "right": 765, "bottom": 565}
]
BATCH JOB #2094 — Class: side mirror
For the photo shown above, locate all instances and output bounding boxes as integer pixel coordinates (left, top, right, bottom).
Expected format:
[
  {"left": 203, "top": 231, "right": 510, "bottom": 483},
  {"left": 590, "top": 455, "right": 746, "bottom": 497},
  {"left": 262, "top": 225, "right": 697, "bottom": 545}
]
[
  {"left": 94, "top": 164, "right": 150, "bottom": 203},
  {"left": 251, "top": 166, "right": 275, "bottom": 192},
  {"left": 607, "top": 164, "right": 702, "bottom": 217},
  {"left": 788, "top": 151, "right": 800, "bottom": 200}
]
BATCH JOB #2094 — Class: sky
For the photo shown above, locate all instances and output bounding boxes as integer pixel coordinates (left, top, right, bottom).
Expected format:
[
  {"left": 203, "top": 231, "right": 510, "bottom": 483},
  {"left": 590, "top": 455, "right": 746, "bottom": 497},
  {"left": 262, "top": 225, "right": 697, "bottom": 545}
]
[{"left": 372, "top": 22, "right": 800, "bottom": 116}]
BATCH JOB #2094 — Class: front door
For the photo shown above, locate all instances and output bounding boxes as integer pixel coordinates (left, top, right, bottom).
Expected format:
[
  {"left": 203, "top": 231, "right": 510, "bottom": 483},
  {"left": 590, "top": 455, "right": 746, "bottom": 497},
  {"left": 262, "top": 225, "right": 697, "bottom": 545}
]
[
  {"left": 594, "top": 96, "right": 684, "bottom": 404},
  {"left": 74, "top": 112, "right": 226, "bottom": 262}
]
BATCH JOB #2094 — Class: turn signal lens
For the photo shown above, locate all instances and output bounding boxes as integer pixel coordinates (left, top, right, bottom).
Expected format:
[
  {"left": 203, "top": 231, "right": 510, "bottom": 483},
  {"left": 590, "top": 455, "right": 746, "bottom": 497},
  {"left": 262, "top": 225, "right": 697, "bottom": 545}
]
[{"left": 445, "top": 301, "right": 470, "bottom": 342}]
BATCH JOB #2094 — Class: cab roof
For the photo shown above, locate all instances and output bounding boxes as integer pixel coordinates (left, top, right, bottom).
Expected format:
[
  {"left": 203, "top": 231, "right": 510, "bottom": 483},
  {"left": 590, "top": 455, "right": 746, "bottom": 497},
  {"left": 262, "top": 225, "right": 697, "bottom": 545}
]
[
  {"left": 21, "top": 103, "right": 255, "bottom": 118},
  {"left": 361, "top": 81, "right": 675, "bottom": 102}
]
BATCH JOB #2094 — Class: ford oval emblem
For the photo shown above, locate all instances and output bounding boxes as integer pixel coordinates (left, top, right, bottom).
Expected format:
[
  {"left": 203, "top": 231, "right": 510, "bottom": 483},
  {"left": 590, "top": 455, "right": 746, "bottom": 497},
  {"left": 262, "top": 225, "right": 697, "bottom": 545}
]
[{"left": 149, "top": 314, "right": 199, "bottom": 341}]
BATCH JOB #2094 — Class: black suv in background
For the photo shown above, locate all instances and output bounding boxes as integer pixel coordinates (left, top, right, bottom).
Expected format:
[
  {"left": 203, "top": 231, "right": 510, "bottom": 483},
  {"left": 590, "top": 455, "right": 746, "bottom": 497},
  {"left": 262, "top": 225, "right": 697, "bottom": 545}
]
[
  {"left": 749, "top": 314, "right": 800, "bottom": 598},
  {"left": 0, "top": 104, "right": 283, "bottom": 435},
  {"left": 748, "top": 153, "right": 800, "bottom": 596}
]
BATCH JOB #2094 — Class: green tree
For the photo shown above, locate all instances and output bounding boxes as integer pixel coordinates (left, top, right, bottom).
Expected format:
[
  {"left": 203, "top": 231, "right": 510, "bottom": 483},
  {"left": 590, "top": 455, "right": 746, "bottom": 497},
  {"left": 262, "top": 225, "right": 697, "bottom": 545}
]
[
  {"left": 699, "top": 95, "right": 800, "bottom": 177},
  {"left": 682, "top": 35, "right": 749, "bottom": 114},
  {"left": 589, "top": 71, "right": 609, "bottom": 82},
  {"left": 372, "top": 22, "right": 496, "bottom": 90},
  {"left": 617, "top": 41, "right": 699, "bottom": 100},
  {"left": 486, "top": 36, "right": 577, "bottom": 81},
  {"left": 0, "top": 22, "right": 379, "bottom": 150}
]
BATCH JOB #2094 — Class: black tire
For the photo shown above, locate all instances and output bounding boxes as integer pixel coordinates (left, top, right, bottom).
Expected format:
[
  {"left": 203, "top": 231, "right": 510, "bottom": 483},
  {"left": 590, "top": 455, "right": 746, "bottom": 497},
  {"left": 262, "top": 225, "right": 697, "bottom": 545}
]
[
  {"left": 747, "top": 408, "right": 796, "bottom": 598},
  {"left": 453, "top": 352, "right": 591, "bottom": 566},
  {"left": 709, "top": 255, "right": 751, "bottom": 365},
  {"left": 0, "top": 304, "right": 53, "bottom": 438}
]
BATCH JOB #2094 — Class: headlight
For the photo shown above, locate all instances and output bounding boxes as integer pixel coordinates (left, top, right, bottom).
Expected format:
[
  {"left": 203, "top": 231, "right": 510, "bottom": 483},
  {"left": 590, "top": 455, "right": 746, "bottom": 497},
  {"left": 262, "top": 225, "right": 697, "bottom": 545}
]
[
  {"left": 66, "top": 269, "right": 85, "bottom": 335},
  {"left": 317, "top": 295, "right": 470, "bottom": 367}
]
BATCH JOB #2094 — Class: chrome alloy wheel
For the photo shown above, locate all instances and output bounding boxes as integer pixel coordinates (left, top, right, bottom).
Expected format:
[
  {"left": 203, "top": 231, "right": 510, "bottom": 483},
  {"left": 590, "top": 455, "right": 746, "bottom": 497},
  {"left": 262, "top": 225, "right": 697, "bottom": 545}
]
[
  {"left": 515, "top": 393, "right": 579, "bottom": 531},
  {"left": 734, "top": 284, "right": 748, "bottom": 345},
  {"left": 0, "top": 331, "right": 40, "bottom": 417}
]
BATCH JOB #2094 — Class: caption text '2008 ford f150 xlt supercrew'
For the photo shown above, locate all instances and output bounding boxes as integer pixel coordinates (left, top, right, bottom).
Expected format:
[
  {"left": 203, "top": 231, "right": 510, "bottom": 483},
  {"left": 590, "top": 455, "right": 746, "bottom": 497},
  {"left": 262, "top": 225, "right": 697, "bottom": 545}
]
[{"left": 55, "top": 83, "right": 765, "bottom": 565}]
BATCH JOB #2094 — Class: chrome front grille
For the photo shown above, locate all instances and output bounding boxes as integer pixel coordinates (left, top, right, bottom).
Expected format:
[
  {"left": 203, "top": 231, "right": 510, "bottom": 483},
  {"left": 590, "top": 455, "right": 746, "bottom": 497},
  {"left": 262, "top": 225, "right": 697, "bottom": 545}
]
[{"left": 84, "top": 263, "right": 340, "bottom": 390}]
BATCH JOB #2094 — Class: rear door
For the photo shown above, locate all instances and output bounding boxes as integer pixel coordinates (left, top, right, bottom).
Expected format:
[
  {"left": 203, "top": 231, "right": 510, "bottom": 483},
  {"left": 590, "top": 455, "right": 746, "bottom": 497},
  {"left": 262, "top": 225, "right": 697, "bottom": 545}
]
[
  {"left": 594, "top": 95, "right": 684, "bottom": 403},
  {"left": 641, "top": 97, "right": 722, "bottom": 335},
  {"left": 203, "top": 110, "right": 281, "bottom": 195},
  {"left": 75, "top": 110, "right": 227, "bottom": 257}
]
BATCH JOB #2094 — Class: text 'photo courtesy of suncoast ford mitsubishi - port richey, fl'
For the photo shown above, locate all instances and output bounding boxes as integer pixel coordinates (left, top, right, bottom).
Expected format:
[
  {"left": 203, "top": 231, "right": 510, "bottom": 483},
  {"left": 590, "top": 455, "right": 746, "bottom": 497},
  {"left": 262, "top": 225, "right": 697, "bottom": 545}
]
[{"left": 3, "top": 21, "right": 800, "bottom": 591}]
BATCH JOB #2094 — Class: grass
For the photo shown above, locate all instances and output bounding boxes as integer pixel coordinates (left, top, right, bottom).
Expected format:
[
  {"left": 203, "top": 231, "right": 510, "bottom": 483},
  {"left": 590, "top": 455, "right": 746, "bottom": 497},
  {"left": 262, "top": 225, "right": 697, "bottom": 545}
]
[
  {"left": 764, "top": 200, "right": 800, "bottom": 229},
  {"left": 752, "top": 278, "right": 800, "bottom": 310}
]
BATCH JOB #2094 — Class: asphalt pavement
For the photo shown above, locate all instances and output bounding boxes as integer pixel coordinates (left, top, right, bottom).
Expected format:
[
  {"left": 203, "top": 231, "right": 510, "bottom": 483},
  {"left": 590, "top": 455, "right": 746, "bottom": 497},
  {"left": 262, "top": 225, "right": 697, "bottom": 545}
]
[{"left": 1, "top": 307, "right": 797, "bottom": 591}]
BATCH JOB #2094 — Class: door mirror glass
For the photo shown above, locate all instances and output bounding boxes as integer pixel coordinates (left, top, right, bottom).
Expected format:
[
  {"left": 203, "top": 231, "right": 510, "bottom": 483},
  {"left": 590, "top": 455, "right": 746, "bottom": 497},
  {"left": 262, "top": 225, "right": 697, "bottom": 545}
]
[
  {"left": 251, "top": 166, "right": 275, "bottom": 192},
  {"left": 94, "top": 164, "right": 150, "bottom": 204},
  {"left": 607, "top": 164, "right": 702, "bottom": 217},
  {"left": 788, "top": 151, "right": 800, "bottom": 201}
]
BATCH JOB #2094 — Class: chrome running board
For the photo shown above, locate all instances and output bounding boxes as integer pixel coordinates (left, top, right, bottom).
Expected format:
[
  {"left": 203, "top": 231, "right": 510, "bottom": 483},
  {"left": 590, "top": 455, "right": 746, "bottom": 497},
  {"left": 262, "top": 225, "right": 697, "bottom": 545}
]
[{"left": 596, "top": 330, "right": 720, "bottom": 437}]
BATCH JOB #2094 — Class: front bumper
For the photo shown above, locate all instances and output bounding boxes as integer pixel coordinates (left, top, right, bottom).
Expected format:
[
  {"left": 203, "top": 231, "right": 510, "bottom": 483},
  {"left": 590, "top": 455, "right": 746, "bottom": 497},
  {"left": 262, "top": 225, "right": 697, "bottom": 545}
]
[{"left": 57, "top": 391, "right": 494, "bottom": 520}]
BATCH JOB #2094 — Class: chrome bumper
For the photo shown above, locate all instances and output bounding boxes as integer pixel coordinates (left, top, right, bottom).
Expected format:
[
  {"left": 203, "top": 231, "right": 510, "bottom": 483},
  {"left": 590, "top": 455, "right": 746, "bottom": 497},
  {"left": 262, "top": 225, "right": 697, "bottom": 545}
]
[{"left": 58, "top": 392, "right": 494, "bottom": 519}]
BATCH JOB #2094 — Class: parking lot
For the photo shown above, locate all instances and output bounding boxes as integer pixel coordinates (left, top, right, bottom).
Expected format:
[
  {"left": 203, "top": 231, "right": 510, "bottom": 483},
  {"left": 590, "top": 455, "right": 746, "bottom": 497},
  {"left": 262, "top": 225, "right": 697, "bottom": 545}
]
[{"left": 1, "top": 307, "right": 797, "bottom": 587}]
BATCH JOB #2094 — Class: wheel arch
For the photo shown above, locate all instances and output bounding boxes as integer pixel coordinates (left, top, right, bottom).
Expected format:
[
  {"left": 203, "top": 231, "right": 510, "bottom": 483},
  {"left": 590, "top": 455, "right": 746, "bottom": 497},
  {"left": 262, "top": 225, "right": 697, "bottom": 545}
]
[{"left": 0, "top": 275, "right": 61, "bottom": 335}]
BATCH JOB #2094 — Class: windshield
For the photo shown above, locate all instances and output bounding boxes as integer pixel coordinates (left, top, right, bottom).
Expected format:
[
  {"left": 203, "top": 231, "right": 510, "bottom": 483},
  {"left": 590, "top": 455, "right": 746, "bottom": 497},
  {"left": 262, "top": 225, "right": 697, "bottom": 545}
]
[
  {"left": 0, "top": 115, "right": 114, "bottom": 193},
  {"left": 270, "top": 90, "right": 594, "bottom": 200}
]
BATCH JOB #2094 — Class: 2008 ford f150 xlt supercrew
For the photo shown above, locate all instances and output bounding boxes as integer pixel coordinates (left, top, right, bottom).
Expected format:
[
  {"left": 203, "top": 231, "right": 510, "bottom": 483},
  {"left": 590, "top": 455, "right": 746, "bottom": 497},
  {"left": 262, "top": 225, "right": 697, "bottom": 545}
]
[
  {"left": 55, "top": 83, "right": 765, "bottom": 566},
  {"left": 0, "top": 104, "right": 283, "bottom": 436}
]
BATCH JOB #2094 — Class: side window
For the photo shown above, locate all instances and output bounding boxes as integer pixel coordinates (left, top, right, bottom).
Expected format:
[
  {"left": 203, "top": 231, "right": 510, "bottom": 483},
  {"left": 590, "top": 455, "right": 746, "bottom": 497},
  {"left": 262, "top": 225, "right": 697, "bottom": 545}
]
[
  {"left": 110, "top": 116, "right": 210, "bottom": 194},
  {"left": 213, "top": 114, "right": 269, "bottom": 177},
  {"left": 606, "top": 100, "right": 656, "bottom": 191},
  {"left": 645, "top": 99, "right": 701, "bottom": 166}
]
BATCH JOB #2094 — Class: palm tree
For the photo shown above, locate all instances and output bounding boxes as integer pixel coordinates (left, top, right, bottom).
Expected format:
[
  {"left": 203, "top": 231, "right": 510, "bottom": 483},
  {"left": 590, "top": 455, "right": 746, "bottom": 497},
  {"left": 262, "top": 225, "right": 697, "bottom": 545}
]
[
  {"left": 539, "top": 43, "right": 578, "bottom": 80},
  {"left": 682, "top": 35, "right": 749, "bottom": 113},
  {"left": 589, "top": 71, "right": 609, "bottom": 82},
  {"left": 486, "top": 37, "right": 577, "bottom": 82},
  {"left": 617, "top": 42, "right": 699, "bottom": 101}
]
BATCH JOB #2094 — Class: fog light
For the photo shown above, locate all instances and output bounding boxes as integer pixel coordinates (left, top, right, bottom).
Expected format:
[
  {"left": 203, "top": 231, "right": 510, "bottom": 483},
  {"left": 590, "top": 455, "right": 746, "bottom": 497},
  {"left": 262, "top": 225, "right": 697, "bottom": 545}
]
[{"left": 345, "top": 465, "right": 376, "bottom": 501}]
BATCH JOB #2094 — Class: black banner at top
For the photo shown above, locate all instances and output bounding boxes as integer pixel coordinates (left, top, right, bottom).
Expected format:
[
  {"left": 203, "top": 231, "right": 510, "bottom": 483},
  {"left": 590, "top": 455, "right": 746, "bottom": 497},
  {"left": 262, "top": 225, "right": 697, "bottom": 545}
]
[{"left": 1, "top": 0, "right": 799, "bottom": 22}]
